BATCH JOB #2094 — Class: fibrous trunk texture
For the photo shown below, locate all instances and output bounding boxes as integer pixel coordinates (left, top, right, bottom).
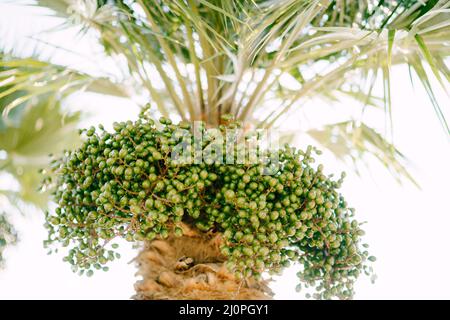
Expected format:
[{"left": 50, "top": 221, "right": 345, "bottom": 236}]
[{"left": 133, "top": 225, "right": 273, "bottom": 300}]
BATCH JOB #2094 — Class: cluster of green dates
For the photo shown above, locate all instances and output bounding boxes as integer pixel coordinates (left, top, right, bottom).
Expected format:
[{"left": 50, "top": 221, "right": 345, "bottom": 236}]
[{"left": 44, "top": 109, "right": 375, "bottom": 299}]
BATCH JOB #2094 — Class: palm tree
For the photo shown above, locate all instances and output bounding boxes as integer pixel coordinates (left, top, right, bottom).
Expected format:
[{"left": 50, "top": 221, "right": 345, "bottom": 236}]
[{"left": 1, "top": 0, "right": 449, "bottom": 298}]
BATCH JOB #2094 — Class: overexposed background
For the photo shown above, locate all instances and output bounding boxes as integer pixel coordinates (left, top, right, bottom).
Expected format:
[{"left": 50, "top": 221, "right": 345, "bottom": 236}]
[{"left": 0, "top": 1, "right": 449, "bottom": 299}]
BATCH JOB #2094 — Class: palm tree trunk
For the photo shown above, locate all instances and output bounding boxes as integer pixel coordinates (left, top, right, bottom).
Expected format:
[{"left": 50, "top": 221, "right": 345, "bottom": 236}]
[{"left": 133, "top": 224, "right": 273, "bottom": 300}]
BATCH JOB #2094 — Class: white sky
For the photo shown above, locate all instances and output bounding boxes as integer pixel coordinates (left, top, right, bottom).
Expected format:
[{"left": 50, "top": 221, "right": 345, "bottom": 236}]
[{"left": 0, "top": 1, "right": 449, "bottom": 299}]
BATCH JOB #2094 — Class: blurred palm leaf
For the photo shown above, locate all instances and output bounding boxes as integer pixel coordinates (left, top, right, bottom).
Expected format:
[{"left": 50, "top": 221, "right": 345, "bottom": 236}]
[
  {"left": 308, "top": 121, "right": 418, "bottom": 186},
  {"left": 0, "top": 97, "right": 80, "bottom": 208},
  {"left": 0, "top": 212, "right": 17, "bottom": 267},
  {"left": 0, "top": 53, "right": 130, "bottom": 122},
  {"left": 0, "top": 53, "right": 84, "bottom": 265}
]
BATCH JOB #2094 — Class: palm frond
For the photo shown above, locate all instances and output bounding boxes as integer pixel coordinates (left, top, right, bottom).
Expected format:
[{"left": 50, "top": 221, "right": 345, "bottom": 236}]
[
  {"left": 260, "top": 1, "right": 450, "bottom": 132},
  {"left": 308, "top": 120, "right": 419, "bottom": 186},
  {"left": 31, "top": 1, "right": 449, "bottom": 125},
  {"left": 0, "top": 53, "right": 130, "bottom": 122}
]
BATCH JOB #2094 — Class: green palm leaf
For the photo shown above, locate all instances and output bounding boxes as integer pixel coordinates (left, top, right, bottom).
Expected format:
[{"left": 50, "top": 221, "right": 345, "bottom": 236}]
[{"left": 0, "top": 53, "right": 130, "bottom": 122}]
